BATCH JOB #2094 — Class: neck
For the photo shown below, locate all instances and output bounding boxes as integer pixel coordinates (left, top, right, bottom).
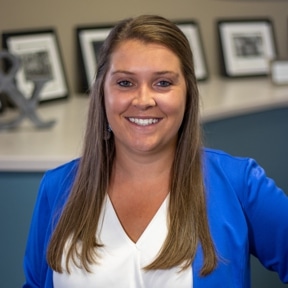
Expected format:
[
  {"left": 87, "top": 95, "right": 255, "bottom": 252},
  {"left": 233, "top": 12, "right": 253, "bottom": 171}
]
[
  {"left": 114, "top": 146, "right": 175, "bottom": 179},
  {"left": 108, "top": 146, "right": 175, "bottom": 198}
]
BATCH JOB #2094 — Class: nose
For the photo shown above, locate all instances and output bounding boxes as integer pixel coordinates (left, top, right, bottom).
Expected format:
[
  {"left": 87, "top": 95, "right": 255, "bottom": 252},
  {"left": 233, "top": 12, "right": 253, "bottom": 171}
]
[{"left": 132, "top": 84, "right": 156, "bottom": 109}]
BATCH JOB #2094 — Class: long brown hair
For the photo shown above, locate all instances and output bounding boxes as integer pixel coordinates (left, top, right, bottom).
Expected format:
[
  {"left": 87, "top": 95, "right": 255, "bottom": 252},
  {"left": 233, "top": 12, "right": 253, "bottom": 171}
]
[{"left": 47, "top": 15, "right": 217, "bottom": 276}]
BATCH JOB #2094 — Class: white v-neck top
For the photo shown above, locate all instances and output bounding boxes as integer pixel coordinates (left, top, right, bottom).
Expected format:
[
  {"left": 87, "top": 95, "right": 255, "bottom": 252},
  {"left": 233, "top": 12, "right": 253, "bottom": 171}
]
[{"left": 53, "top": 195, "right": 192, "bottom": 288}]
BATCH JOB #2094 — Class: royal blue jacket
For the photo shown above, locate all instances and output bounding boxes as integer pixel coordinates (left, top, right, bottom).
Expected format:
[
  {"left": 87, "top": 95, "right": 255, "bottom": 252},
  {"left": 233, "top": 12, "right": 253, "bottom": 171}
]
[{"left": 23, "top": 148, "right": 288, "bottom": 287}]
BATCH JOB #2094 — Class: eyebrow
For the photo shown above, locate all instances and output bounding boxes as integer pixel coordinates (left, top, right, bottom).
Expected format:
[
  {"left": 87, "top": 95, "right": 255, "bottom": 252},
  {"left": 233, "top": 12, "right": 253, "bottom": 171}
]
[{"left": 110, "top": 70, "right": 180, "bottom": 78}]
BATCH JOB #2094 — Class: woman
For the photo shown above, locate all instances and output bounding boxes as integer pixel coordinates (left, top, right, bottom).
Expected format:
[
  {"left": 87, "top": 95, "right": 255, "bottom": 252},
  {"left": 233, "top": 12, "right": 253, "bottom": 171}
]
[{"left": 23, "top": 15, "right": 288, "bottom": 287}]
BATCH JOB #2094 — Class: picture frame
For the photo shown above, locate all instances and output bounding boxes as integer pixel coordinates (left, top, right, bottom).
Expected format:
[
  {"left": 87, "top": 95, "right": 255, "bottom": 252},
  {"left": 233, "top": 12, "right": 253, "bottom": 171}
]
[
  {"left": 270, "top": 59, "right": 288, "bottom": 85},
  {"left": 217, "top": 18, "right": 277, "bottom": 78},
  {"left": 175, "top": 21, "right": 209, "bottom": 81},
  {"left": 76, "top": 25, "right": 112, "bottom": 92},
  {"left": 2, "top": 29, "right": 69, "bottom": 102}
]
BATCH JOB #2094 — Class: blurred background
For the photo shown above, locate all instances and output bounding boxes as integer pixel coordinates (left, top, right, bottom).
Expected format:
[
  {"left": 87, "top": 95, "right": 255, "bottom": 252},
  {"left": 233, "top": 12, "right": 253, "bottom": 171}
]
[{"left": 0, "top": 0, "right": 288, "bottom": 287}]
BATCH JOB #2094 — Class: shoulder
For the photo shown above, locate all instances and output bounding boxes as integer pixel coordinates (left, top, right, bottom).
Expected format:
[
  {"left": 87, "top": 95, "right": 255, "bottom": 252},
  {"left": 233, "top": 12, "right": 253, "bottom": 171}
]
[
  {"left": 201, "top": 147, "right": 286, "bottom": 206},
  {"left": 202, "top": 147, "right": 252, "bottom": 176},
  {"left": 201, "top": 147, "right": 259, "bottom": 198},
  {"left": 202, "top": 147, "right": 268, "bottom": 180},
  {"left": 39, "top": 158, "right": 80, "bottom": 208},
  {"left": 44, "top": 158, "right": 80, "bottom": 184},
  {"left": 202, "top": 147, "right": 250, "bottom": 165}
]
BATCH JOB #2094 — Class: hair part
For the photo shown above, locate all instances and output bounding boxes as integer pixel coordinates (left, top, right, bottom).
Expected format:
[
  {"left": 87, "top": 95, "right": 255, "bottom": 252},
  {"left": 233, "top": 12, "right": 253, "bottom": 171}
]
[{"left": 47, "top": 14, "right": 217, "bottom": 276}]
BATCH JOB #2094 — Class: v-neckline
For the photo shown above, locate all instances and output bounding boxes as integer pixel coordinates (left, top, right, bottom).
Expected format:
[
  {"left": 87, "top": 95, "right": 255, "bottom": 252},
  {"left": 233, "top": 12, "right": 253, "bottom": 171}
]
[{"left": 105, "top": 194, "right": 169, "bottom": 248}]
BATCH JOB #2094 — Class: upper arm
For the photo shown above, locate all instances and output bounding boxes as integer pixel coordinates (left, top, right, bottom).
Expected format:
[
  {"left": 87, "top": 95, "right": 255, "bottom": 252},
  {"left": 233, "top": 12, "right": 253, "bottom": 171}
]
[{"left": 241, "top": 159, "right": 288, "bottom": 283}]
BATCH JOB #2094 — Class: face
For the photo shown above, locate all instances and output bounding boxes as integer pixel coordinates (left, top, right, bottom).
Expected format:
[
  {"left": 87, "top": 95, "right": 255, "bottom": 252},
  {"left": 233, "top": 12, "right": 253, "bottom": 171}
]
[{"left": 104, "top": 39, "right": 187, "bottom": 156}]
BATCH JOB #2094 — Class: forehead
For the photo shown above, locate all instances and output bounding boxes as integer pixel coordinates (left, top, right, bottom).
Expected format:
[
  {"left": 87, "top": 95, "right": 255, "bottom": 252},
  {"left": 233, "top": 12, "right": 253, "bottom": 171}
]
[{"left": 108, "top": 39, "right": 182, "bottom": 72}]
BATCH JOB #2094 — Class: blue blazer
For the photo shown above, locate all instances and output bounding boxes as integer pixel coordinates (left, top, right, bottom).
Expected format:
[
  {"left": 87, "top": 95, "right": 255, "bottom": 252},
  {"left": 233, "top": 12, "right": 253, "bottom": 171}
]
[{"left": 23, "top": 148, "right": 288, "bottom": 287}]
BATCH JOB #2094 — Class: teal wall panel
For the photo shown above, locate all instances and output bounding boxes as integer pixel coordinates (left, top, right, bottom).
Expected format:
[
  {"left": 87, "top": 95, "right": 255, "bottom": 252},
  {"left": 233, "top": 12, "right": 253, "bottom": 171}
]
[{"left": 0, "top": 172, "right": 43, "bottom": 288}]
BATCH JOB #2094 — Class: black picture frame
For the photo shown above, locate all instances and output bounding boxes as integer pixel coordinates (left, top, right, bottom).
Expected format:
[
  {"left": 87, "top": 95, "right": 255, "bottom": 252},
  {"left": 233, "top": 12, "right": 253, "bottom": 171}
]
[
  {"left": 175, "top": 20, "right": 209, "bottom": 81},
  {"left": 217, "top": 18, "right": 277, "bottom": 78},
  {"left": 2, "top": 29, "right": 69, "bottom": 102},
  {"left": 76, "top": 25, "right": 112, "bottom": 92}
]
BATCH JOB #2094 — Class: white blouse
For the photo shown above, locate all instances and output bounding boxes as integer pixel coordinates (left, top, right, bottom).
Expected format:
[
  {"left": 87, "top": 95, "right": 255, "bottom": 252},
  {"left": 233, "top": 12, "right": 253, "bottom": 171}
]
[{"left": 53, "top": 195, "right": 192, "bottom": 288}]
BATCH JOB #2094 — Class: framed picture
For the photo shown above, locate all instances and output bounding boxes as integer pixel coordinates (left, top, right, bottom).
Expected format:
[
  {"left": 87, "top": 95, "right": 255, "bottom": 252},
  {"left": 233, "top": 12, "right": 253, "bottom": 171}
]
[
  {"left": 2, "top": 29, "right": 69, "bottom": 102},
  {"left": 217, "top": 18, "right": 277, "bottom": 78},
  {"left": 176, "top": 21, "right": 209, "bottom": 81},
  {"left": 270, "top": 59, "right": 288, "bottom": 85},
  {"left": 76, "top": 25, "right": 112, "bottom": 92}
]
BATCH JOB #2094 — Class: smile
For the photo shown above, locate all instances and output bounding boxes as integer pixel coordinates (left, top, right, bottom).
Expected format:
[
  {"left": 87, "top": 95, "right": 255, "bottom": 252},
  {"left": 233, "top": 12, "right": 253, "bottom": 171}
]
[{"left": 128, "top": 117, "right": 159, "bottom": 126}]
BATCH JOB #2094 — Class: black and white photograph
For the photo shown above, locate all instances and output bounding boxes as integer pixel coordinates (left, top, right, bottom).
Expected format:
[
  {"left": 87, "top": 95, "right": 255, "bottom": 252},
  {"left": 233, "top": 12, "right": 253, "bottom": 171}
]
[
  {"left": 217, "top": 19, "right": 277, "bottom": 78},
  {"left": 76, "top": 25, "right": 112, "bottom": 92},
  {"left": 20, "top": 51, "right": 53, "bottom": 81},
  {"left": 2, "top": 29, "right": 69, "bottom": 102},
  {"left": 232, "top": 33, "right": 264, "bottom": 58}
]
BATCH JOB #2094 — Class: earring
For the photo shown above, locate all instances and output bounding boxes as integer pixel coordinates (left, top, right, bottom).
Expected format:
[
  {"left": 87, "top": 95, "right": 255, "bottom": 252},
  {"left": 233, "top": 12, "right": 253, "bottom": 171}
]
[{"left": 104, "top": 123, "right": 112, "bottom": 140}]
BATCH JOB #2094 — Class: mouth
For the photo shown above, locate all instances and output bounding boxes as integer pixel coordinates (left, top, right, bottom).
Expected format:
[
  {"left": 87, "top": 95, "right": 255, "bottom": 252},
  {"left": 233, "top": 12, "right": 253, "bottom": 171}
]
[{"left": 127, "top": 117, "right": 160, "bottom": 126}]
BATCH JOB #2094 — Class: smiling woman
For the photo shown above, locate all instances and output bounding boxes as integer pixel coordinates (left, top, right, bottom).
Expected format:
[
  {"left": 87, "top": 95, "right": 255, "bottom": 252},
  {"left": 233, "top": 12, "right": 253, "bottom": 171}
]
[{"left": 22, "top": 15, "right": 288, "bottom": 288}]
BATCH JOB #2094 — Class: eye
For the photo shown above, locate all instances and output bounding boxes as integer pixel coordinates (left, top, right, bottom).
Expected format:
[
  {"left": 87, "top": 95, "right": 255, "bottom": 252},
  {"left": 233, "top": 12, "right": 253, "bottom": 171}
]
[
  {"left": 156, "top": 80, "right": 172, "bottom": 87},
  {"left": 117, "top": 80, "right": 133, "bottom": 87}
]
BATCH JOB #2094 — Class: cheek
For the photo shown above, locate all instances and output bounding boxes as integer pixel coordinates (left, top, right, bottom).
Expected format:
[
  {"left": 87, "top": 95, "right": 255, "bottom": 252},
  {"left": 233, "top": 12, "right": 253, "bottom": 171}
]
[
  {"left": 178, "top": 90, "right": 187, "bottom": 119},
  {"left": 104, "top": 86, "right": 131, "bottom": 122},
  {"left": 160, "top": 93, "right": 186, "bottom": 118},
  {"left": 103, "top": 86, "right": 115, "bottom": 124},
  {"left": 166, "top": 95, "right": 186, "bottom": 128},
  {"left": 105, "top": 94, "right": 128, "bottom": 115},
  {"left": 104, "top": 85, "right": 119, "bottom": 113}
]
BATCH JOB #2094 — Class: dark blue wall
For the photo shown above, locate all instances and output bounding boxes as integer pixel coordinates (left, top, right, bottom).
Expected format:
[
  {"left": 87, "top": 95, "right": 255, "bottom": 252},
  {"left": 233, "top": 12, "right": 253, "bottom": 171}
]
[{"left": 0, "top": 107, "right": 287, "bottom": 287}]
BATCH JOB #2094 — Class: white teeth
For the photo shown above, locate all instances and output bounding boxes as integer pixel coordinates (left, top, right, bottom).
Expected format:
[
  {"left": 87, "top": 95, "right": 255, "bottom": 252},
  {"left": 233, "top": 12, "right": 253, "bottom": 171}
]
[{"left": 128, "top": 118, "right": 159, "bottom": 126}]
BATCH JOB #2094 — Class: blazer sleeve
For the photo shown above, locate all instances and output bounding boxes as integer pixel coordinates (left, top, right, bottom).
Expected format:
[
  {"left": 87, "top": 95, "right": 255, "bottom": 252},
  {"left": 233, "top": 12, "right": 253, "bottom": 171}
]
[
  {"left": 22, "top": 160, "right": 77, "bottom": 287},
  {"left": 240, "top": 159, "right": 288, "bottom": 283},
  {"left": 22, "top": 173, "right": 52, "bottom": 288}
]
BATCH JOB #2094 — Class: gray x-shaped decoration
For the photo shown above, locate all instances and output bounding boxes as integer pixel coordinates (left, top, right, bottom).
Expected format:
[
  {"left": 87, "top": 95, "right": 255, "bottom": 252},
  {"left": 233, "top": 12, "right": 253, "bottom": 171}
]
[{"left": 0, "top": 50, "right": 56, "bottom": 130}]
